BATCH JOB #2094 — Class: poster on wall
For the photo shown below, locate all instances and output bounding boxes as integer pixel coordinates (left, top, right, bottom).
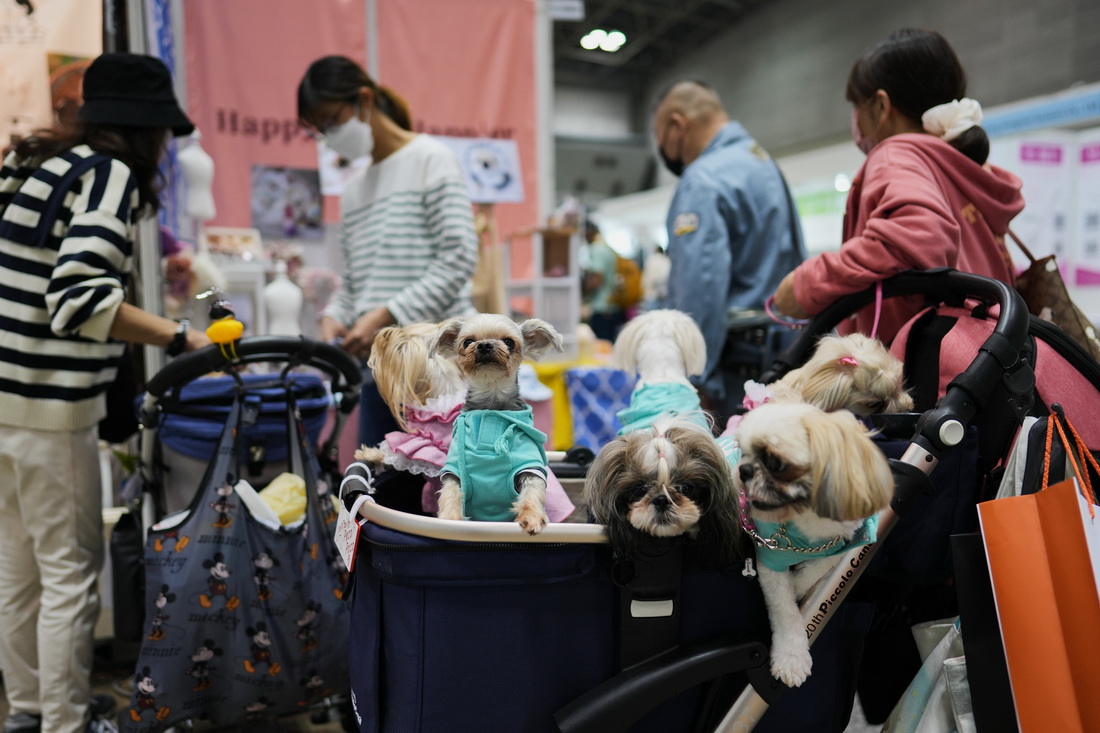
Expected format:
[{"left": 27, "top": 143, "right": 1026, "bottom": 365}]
[
  {"left": 989, "top": 133, "right": 1076, "bottom": 270},
  {"left": 0, "top": 0, "right": 101, "bottom": 148},
  {"left": 437, "top": 136, "right": 525, "bottom": 204},
  {"left": 1076, "top": 137, "right": 1100, "bottom": 284}
]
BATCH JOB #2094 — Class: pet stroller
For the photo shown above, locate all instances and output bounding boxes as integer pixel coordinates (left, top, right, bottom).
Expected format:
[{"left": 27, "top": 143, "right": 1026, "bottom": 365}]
[
  {"left": 111, "top": 336, "right": 362, "bottom": 731},
  {"left": 339, "top": 269, "right": 1054, "bottom": 732}
]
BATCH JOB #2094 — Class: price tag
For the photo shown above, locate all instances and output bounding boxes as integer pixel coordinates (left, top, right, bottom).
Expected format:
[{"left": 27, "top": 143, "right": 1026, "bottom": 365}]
[{"left": 335, "top": 494, "right": 372, "bottom": 572}]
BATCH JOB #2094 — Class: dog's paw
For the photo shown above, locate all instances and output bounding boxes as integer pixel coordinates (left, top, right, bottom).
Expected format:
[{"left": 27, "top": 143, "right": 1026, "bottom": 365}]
[
  {"left": 436, "top": 505, "right": 466, "bottom": 521},
  {"left": 770, "top": 643, "right": 813, "bottom": 687},
  {"left": 353, "top": 445, "right": 385, "bottom": 464},
  {"left": 515, "top": 508, "right": 548, "bottom": 535}
]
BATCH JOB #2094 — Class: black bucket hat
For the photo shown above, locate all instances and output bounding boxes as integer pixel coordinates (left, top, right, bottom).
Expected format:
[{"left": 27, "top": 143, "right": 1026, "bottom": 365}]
[{"left": 79, "top": 53, "right": 195, "bottom": 137}]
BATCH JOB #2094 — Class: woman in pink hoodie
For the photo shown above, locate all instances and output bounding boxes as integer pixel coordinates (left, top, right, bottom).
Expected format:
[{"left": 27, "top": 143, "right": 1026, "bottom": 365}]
[{"left": 773, "top": 29, "right": 1024, "bottom": 343}]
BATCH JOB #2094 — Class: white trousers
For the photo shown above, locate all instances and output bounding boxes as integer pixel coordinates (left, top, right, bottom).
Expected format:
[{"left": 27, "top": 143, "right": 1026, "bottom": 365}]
[{"left": 0, "top": 423, "right": 102, "bottom": 733}]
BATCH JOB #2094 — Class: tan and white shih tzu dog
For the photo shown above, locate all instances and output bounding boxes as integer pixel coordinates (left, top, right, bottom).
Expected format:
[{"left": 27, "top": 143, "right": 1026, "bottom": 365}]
[
  {"left": 354, "top": 323, "right": 467, "bottom": 512},
  {"left": 430, "top": 314, "right": 564, "bottom": 535},
  {"left": 733, "top": 400, "right": 893, "bottom": 687},
  {"left": 723, "top": 332, "right": 913, "bottom": 437},
  {"left": 584, "top": 310, "right": 744, "bottom": 567}
]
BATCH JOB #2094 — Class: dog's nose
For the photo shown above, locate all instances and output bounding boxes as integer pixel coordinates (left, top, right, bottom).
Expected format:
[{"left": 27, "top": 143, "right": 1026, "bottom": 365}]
[
  {"left": 651, "top": 494, "right": 670, "bottom": 511},
  {"left": 738, "top": 464, "right": 755, "bottom": 483},
  {"left": 476, "top": 341, "right": 494, "bottom": 353}
]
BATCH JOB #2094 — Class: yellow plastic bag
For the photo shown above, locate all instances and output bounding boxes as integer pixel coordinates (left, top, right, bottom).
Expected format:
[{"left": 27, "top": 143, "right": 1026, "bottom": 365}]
[{"left": 258, "top": 472, "right": 307, "bottom": 525}]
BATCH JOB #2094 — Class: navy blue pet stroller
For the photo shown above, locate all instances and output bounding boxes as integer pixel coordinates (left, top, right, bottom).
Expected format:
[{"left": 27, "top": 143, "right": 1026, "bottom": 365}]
[
  {"left": 340, "top": 270, "right": 1040, "bottom": 732},
  {"left": 112, "top": 337, "right": 361, "bottom": 731}
]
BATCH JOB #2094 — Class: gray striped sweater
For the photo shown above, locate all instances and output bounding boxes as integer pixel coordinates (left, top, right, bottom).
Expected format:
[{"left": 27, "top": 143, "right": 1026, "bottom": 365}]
[
  {"left": 0, "top": 144, "right": 136, "bottom": 431},
  {"left": 323, "top": 135, "right": 479, "bottom": 327}
]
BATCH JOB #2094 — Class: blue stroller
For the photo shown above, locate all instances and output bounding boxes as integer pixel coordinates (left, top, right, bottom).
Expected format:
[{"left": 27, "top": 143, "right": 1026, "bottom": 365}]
[
  {"left": 112, "top": 337, "right": 361, "bottom": 731},
  {"left": 340, "top": 271, "right": 1037, "bottom": 732}
]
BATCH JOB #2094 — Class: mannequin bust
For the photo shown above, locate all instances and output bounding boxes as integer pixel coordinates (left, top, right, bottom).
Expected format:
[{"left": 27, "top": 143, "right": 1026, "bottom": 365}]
[
  {"left": 177, "top": 130, "right": 217, "bottom": 222},
  {"left": 262, "top": 259, "right": 303, "bottom": 336}
]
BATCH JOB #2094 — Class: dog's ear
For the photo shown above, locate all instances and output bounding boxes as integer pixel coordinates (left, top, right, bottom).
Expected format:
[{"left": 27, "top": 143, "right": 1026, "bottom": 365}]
[
  {"left": 805, "top": 410, "right": 893, "bottom": 521},
  {"left": 519, "top": 318, "right": 563, "bottom": 360},
  {"left": 430, "top": 318, "right": 465, "bottom": 359}
]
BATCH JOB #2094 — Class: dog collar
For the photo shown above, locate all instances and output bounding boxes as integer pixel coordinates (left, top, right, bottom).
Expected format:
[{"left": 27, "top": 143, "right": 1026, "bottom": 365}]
[{"left": 737, "top": 489, "right": 847, "bottom": 554}]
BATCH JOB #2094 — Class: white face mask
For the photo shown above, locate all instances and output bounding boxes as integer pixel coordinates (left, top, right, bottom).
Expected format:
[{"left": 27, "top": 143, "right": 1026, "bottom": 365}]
[{"left": 324, "top": 102, "right": 373, "bottom": 161}]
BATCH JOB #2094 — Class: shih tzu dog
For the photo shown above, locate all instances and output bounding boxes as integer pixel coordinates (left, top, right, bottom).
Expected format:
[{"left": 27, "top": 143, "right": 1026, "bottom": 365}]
[
  {"left": 584, "top": 310, "right": 743, "bottom": 565},
  {"left": 584, "top": 414, "right": 744, "bottom": 567},
  {"left": 770, "top": 333, "right": 914, "bottom": 415},
  {"left": 734, "top": 401, "right": 893, "bottom": 687},
  {"left": 354, "top": 322, "right": 466, "bottom": 511},
  {"left": 430, "top": 314, "right": 564, "bottom": 534},
  {"left": 612, "top": 309, "right": 711, "bottom": 434}
]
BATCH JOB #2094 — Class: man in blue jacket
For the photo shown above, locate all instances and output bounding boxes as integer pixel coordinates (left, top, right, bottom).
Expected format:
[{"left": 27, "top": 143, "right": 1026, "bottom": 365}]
[{"left": 652, "top": 80, "right": 806, "bottom": 422}]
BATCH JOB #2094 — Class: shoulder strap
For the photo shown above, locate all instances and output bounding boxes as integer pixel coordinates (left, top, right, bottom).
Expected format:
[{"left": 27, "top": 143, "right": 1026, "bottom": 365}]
[
  {"left": 32, "top": 152, "right": 112, "bottom": 248},
  {"left": 1005, "top": 228, "right": 1037, "bottom": 264}
]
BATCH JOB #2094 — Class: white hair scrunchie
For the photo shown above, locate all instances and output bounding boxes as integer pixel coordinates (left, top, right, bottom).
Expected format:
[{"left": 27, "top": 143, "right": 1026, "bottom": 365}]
[{"left": 921, "top": 98, "right": 983, "bottom": 142}]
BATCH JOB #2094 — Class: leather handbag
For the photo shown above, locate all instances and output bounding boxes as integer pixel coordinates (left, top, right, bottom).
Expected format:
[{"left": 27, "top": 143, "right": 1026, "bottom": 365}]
[{"left": 1010, "top": 229, "right": 1100, "bottom": 362}]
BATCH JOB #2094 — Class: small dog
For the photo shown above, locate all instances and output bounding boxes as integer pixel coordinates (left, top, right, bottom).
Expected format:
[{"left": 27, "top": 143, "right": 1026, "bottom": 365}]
[
  {"left": 354, "top": 323, "right": 466, "bottom": 511},
  {"left": 612, "top": 309, "right": 711, "bottom": 434},
  {"left": 431, "top": 314, "right": 564, "bottom": 534},
  {"left": 585, "top": 414, "right": 744, "bottom": 566},
  {"left": 769, "top": 333, "right": 914, "bottom": 415},
  {"left": 585, "top": 310, "right": 743, "bottom": 565},
  {"left": 734, "top": 401, "right": 893, "bottom": 687}
]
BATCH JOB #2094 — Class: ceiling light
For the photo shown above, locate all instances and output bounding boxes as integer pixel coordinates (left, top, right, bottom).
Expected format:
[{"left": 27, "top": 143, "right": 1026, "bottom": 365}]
[
  {"left": 601, "top": 30, "right": 626, "bottom": 52},
  {"left": 580, "top": 29, "right": 606, "bottom": 50}
]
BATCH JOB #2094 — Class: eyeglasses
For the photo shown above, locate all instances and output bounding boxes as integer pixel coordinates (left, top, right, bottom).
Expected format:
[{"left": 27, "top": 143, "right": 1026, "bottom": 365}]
[{"left": 304, "top": 100, "right": 359, "bottom": 142}]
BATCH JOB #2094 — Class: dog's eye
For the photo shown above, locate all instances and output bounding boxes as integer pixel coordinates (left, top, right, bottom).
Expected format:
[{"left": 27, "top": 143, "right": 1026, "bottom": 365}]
[
  {"left": 678, "top": 482, "right": 696, "bottom": 499},
  {"left": 628, "top": 484, "right": 648, "bottom": 501},
  {"left": 462, "top": 338, "right": 475, "bottom": 349},
  {"left": 502, "top": 338, "right": 515, "bottom": 351},
  {"left": 760, "top": 452, "right": 787, "bottom": 475}
]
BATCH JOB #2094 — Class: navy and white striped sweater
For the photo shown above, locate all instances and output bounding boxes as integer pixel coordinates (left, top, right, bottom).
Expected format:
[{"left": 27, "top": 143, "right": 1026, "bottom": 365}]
[{"left": 0, "top": 144, "right": 139, "bottom": 431}]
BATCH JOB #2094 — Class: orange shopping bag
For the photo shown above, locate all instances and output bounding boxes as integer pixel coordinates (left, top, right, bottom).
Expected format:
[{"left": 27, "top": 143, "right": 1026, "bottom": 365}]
[{"left": 977, "top": 409, "right": 1100, "bottom": 733}]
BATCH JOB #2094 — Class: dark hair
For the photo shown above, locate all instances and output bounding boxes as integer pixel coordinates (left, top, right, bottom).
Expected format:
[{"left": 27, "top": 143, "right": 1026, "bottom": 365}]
[
  {"left": 297, "top": 55, "right": 412, "bottom": 131},
  {"left": 846, "top": 28, "right": 988, "bottom": 164},
  {"left": 14, "top": 122, "right": 166, "bottom": 213}
]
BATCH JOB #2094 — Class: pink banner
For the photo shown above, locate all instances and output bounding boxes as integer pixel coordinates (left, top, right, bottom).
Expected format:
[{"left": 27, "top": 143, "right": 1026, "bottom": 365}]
[
  {"left": 376, "top": 0, "right": 538, "bottom": 276},
  {"left": 183, "top": 0, "right": 366, "bottom": 229},
  {"left": 183, "top": 0, "right": 538, "bottom": 279}
]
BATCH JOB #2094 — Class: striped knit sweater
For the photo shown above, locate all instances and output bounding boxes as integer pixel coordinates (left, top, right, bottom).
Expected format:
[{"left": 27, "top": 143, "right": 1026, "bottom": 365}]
[
  {"left": 323, "top": 134, "right": 479, "bottom": 327},
  {"left": 0, "top": 144, "right": 137, "bottom": 431}
]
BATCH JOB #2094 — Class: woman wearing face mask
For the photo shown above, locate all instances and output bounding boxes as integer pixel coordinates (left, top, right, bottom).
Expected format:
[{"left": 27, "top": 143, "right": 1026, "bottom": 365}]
[
  {"left": 772, "top": 28, "right": 1023, "bottom": 344},
  {"left": 297, "top": 56, "right": 478, "bottom": 448}
]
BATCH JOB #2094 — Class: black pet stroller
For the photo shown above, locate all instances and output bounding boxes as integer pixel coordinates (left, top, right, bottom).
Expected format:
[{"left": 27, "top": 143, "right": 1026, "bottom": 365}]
[
  {"left": 111, "top": 336, "right": 361, "bottom": 731},
  {"left": 338, "top": 269, "right": 1063, "bottom": 732}
]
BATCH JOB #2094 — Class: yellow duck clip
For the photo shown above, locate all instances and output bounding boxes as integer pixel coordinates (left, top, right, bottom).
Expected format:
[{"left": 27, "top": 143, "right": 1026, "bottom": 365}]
[{"left": 206, "top": 316, "right": 244, "bottom": 361}]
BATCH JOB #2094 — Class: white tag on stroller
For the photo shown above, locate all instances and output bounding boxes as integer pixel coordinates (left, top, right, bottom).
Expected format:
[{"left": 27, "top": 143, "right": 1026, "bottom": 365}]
[{"left": 336, "top": 494, "right": 372, "bottom": 572}]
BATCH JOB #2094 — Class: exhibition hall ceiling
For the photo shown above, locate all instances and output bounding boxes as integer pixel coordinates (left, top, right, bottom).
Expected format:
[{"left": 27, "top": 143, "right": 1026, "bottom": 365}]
[{"left": 553, "top": 0, "right": 766, "bottom": 94}]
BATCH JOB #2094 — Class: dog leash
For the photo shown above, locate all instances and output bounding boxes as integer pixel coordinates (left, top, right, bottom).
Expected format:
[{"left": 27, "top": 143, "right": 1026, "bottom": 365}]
[{"left": 736, "top": 490, "right": 847, "bottom": 555}]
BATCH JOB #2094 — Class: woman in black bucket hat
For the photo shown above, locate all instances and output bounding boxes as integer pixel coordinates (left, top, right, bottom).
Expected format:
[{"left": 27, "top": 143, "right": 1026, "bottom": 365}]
[{"left": 0, "top": 53, "right": 210, "bottom": 733}]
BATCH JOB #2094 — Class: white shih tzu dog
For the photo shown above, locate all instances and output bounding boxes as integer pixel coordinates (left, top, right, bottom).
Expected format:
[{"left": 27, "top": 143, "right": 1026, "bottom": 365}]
[
  {"left": 734, "top": 401, "right": 893, "bottom": 687},
  {"left": 430, "top": 314, "right": 563, "bottom": 534}
]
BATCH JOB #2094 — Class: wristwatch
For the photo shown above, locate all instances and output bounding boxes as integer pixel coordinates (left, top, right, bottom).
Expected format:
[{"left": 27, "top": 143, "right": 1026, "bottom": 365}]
[{"left": 167, "top": 319, "right": 190, "bottom": 357}]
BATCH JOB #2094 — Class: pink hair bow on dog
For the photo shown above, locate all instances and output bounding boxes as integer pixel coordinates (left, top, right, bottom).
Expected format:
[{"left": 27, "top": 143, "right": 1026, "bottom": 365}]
[{"left": 838, "top": 357, "right": 860, "bottom": 368}]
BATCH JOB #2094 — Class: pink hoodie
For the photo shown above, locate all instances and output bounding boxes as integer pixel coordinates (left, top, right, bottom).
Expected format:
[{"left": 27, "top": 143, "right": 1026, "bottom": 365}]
[{"left": 792, "top": 133, "right": 1024, "bottom": 343}]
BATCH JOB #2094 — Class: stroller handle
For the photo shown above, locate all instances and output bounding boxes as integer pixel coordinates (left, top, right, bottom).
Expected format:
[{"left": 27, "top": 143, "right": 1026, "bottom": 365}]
[
  {"left": 761, "top": 269, "right": 1030, "bottom": 457},
  {"left": 144, "top": 336, "right": 363, "bottom": 413}
]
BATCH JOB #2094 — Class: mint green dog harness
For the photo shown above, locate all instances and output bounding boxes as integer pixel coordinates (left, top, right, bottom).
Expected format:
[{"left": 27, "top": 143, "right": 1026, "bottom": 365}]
[
  {"left": 616, "top": 382, "right": 709, "bottom": 435},
  {"left": 749, "top": 514, "right": 879, "bottom": 572},
  {"left": 441, "top": 406, "right": 548, "bottom": 521}
]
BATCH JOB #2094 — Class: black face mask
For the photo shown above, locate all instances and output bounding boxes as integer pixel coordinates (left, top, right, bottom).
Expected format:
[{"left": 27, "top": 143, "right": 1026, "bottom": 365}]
[{"left": 660, "top": 148, "right": 685, "bottom": 177}]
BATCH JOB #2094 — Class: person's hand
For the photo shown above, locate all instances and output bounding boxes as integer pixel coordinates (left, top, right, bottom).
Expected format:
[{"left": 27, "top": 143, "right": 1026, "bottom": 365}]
[
  {"left": 184, "top": 327, "right": 212, "bottom": 353},
  {"left": 342, "top": 308, "right": 395, "bottom": 360},
  {"left": 319, "top": 316, "right": 348, "bottom": 344},
  {"left": 773, "top": 272, "right": 809, "bottom": 319}
]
